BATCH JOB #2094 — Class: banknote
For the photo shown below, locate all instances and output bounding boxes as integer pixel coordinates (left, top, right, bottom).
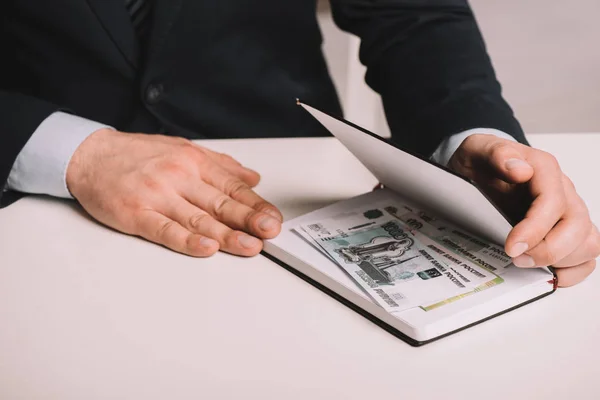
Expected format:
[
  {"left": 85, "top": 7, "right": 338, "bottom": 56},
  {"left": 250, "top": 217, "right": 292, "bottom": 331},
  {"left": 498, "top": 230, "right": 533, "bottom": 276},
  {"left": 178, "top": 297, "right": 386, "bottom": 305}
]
[
  {"left": 297, "top": 198, "right": 512, "bottom": 312},
  {"left": 379, "top": 206, "right": 512, "bottom": 311},
  {"left": 295, "top": 220, "right": 484, "bottom": 288},
  {"left": 301, "top": 199, "right": 509, "bottom": 276},
  {"left": 298, "top": 215, "right": 485, "bottom": 313},
  {"left": 384, "top": 206, "right": 513, "bottom": 273},
  {"left": 409, "top": 228, "right": 499, "bottom": 287},
  {"left": 374, "top": 204, "right": 513, "bottom": 311},
  {"left": 302, "top": 198, "right": 512, "bottom": 272}
]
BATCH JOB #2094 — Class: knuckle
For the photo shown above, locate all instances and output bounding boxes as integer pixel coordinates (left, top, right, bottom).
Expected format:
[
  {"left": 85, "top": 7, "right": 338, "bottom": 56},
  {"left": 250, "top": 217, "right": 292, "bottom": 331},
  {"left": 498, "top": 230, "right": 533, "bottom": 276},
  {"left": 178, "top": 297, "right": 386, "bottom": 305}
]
[
  {"left": 536, "top": 242, "right": 560, "bottom": 266},
  {"left": 146, "top": 157, "right": 191, "bottom": 180},
  {"left": 177, "top": 142, "right": 206, "bottom": 162},
  {"left": 462, "top": 133, "right": 484, "bottom": 148},
  {"left": 255, "top": 201, "right": 276, "bottom": 214},
  {"left": 490, "top": 142, "right": 512, "bottom": 159},
  {"left": 164, "top": 164, "right": 192, "bottom": 180},
  {"left": 541, "top": 151, "right": 559, "bottom": 168},
  {"left": 224, "top": 178, "right": 250, "bottom": 197},
  {"left": 223, "top": 230, "right": 241, "bottom": 246},
  {"left": 179, "top": 144, "right": 202, "bottom": 161},
  {"left": 244, "top": 209, "right": 262, "bottom": 227},
  {"left": 212, "top": 194, "right": 234, "bottom": 215},
  {"left": 141, "top": 175, "right": 163, "bottom": 192},
  {"left": 562, "top": 174, "right": 576, "bottom": 191},
  {"left": 557, "top": 195, "right": 568, "bottom": 214},
  {"left": 220, "top": 153, "right": 240, "bottom": 165},
  {"left": 122, "top": 194, "right": 149, "bottom": 213},
  {"left": 188, "top": 212, "right": 210, "bottom": 229},
  {"left": 155, "top": 219, "right": 177, "bottom": 241},
  {"left": 546, "top": 192, "right": 568, "bottom": 215}
]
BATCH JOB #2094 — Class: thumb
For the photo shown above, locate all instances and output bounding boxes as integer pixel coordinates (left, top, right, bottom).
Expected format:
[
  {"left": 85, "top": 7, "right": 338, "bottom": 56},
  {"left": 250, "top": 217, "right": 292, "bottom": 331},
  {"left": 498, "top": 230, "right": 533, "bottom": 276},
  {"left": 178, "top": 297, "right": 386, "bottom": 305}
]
[
  {"left": 461, "top": 135, "right": 534, "bottom": 184},
  {"left": 487, "top": 144, "right": 534, "bottom": 184}
]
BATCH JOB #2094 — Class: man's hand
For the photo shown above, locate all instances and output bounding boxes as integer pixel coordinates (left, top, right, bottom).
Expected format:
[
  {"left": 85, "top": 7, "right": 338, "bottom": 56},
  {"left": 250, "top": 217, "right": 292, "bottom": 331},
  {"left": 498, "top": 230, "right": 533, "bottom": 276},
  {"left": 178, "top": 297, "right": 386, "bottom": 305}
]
[
  {"left": 66, "top": 129, "right": 283, "bottom": 257},
  {"left": 449, "top": 134, "right": 600, "bottom": 287}
]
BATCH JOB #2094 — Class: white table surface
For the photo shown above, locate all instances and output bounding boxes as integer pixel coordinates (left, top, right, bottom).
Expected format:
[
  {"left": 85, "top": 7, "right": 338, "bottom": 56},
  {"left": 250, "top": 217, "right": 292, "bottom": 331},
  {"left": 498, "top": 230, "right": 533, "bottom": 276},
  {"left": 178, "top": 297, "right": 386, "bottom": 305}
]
[{"left": 1, "top": 135, "right": 598, "bottom": 399}]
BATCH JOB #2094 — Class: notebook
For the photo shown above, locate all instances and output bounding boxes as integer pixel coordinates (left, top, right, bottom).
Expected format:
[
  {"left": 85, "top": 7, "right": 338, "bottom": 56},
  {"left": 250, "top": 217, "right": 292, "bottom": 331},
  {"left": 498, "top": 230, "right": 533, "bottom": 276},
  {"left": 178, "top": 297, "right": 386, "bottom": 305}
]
[{"left": 263, "top": 101, "right": 556, "bottom": 346}]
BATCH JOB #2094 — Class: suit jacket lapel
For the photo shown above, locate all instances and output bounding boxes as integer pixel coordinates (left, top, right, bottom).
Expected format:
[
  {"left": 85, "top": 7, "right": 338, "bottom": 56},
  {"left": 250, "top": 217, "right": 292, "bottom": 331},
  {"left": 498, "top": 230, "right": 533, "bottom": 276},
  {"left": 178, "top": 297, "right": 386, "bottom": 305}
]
[{"left": 86, "top": 0, "right": 140, "bottom": 71}]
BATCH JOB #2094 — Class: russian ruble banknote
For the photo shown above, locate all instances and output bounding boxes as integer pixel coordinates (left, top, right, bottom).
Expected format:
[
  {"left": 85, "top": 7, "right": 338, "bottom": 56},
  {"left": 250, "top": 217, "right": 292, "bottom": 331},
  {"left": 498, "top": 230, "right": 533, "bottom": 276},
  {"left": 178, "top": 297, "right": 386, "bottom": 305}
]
[
  {"left": 398, "top": 209, "right": 514, "bottom": 310},
  {"left": 296, "top": 197, "right": 514, "bottom": 313},
  {"left": 386, "top": 206, "right": 513, "bottom": 273},
  {"left": 379, "top": 202, "right": 517, "bottom": 310},
  {"left": 297, "top": 209, "right": 498, "bottom": 313}
]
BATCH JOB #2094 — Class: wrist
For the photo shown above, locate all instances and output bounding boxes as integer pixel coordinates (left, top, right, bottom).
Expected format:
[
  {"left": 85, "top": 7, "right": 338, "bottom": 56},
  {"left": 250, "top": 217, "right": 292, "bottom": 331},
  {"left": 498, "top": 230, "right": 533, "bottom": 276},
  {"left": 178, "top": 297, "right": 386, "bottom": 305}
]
[{"left": 66, "top": 127, "right": 121, "bottom": 198}]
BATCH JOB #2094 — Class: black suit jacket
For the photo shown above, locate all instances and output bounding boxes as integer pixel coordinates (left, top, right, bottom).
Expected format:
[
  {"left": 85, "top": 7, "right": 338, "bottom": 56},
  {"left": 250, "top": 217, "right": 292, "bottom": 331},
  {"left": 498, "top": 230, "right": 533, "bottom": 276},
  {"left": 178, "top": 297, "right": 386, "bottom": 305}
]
[{"left": 0, "top": 0, "right": 526, "bottom": 206}]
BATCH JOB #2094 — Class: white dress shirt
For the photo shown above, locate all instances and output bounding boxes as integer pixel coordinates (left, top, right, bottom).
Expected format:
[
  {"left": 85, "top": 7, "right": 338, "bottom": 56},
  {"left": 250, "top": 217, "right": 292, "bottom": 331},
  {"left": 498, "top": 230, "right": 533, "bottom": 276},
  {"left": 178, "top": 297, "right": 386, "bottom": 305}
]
[
  {"left": 6, "top": 113, "right": 112, "bottom": 198},
  {"left": 5, "top": 112, "right": 517, "bottom": 198}
]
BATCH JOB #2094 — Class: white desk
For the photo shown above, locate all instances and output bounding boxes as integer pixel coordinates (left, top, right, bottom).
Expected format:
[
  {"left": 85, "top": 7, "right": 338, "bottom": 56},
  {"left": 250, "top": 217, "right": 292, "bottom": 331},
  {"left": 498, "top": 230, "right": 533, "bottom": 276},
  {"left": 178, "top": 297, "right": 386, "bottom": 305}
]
[{"left": 1, "top": 135, "right": 598, "bottom": 399}]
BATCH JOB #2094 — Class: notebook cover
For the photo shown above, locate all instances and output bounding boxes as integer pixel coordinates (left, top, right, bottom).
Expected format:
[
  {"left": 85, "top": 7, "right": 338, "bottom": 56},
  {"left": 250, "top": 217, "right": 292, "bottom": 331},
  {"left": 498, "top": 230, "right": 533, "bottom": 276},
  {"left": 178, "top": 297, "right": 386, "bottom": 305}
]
[{"left": 261, "top": 101, "right": 556, "bottom": 345}]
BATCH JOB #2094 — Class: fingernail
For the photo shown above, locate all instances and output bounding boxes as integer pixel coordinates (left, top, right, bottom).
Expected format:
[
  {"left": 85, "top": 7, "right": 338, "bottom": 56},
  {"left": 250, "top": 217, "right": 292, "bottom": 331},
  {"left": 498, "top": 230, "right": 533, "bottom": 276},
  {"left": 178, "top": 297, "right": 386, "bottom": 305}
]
[
  {"left": 264, "top": 209, "right": 283, "bottom": 222},
  {"left": 505, "top": 158, "right": 530, "bottom": 170},
  {"left": 513, "top": 254, "right": 536, "bottom": 268},
  {"left": 258, "top": 215, "right": 279, "bottom": 231},
  {"left": 239, "top": 234, "right": 261, "bottom": 249},
  {"left": 508, "top": 242, "right": 529, "bottom": 257}
]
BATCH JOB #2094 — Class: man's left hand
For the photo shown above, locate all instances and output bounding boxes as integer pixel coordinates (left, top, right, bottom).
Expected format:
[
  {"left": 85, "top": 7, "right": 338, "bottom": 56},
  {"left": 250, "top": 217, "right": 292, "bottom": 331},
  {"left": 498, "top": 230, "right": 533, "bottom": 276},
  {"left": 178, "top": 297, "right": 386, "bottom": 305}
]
[{"left": 449, "top": 134, "right": 600, "bottom": 287}]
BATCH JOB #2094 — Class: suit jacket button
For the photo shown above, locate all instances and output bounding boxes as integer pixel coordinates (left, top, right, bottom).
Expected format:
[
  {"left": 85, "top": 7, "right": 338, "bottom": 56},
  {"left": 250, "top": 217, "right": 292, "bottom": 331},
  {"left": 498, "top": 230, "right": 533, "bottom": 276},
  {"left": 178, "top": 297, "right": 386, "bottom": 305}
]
[{"left": 145, "top": 83, "right": 163, "bottom": 104}]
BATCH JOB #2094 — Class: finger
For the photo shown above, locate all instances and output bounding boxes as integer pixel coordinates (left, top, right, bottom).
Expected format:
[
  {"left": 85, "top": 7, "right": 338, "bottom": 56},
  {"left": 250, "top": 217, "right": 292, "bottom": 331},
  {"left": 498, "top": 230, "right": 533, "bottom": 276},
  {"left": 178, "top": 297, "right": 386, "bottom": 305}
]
[
  {"left": 457, "top": 135, "right": 534, "bottom": 184},
  {"left": 134, "top": 210, "right": 220, "bottom": 257},
  {"left": 200, "top": 163, "right": 283, "bottom": 222},
  {"left": 505, "top": 159, "right": 567, "bottom": 258},
  {"left": 213, "top": 154, "right": 261, "bottom": 187},
  {"left": 553, "top": 224, "right": 600, "bottom": 268},
  {"left": 164, "top": 198, "right": 264, "bottom": 256},
  {"left": 198, "top": 147, "right": 261, "bottom": 187},
  {"left": 555, "top": 259, "right": 597, "bottom": 288},
  {"left": 183, "top": 181, "right": 281, "bottom": 239},
  {"left": 512, "top": 192, "right": 591, "bottom": 268}
]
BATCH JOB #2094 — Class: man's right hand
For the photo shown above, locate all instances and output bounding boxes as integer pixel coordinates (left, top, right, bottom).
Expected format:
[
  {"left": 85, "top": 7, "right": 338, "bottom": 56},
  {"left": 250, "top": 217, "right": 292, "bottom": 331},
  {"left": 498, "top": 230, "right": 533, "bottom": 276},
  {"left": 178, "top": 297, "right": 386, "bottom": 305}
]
[{"left": 66, "top": 129, "right": 283, "bottom": 257}]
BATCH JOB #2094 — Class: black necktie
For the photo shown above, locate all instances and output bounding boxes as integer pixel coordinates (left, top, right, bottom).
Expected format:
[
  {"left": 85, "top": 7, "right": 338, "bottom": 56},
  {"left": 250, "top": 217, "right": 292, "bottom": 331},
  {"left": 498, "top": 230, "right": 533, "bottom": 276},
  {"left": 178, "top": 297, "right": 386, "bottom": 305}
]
[{"left": 125, "top": 0, "right": 152, "bottom": 39}]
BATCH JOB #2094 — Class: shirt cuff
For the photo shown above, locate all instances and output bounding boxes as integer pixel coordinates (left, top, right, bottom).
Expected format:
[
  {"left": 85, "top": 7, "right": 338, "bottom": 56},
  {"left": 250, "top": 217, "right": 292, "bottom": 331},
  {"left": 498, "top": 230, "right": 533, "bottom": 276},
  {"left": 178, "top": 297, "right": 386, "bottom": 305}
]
[
  {"left": 6, "top": 112, "right": 112, "bottom": 199},
  {"left": 430, "top": 128, "right": 518, "bottom": 167}
]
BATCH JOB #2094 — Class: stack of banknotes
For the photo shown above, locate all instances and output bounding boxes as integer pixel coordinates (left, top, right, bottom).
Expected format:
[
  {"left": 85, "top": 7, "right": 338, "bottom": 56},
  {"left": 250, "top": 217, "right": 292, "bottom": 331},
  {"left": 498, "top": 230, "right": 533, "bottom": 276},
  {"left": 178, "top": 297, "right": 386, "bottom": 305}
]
[{"left": 295, "top": 200, "right": 514, "bottom": 312}]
